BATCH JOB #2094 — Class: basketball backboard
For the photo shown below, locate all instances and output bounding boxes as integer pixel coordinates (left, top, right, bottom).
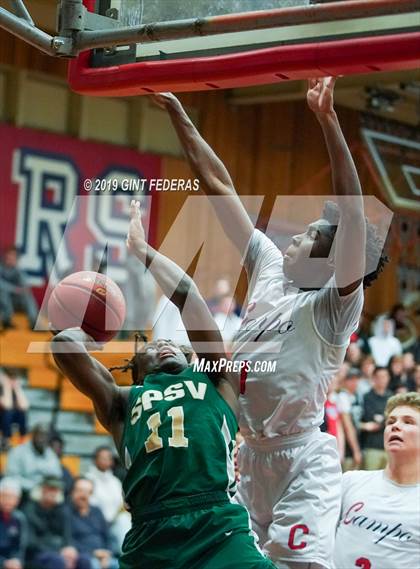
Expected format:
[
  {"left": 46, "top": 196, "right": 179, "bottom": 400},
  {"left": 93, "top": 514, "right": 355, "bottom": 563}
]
[
  {"left": 115, "top": 0, "right": 312, "bottom": 25},
  {"left": 68, "top": 0, "right": 420, "bottom": 96},
  {"left": 0, "top": 1, "right": 419, "bottom": 96}
]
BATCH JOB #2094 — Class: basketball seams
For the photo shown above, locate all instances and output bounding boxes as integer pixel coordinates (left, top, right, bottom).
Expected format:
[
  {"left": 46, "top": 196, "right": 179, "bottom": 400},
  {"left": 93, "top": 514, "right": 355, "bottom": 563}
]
[
  {"left": 57, "top": 282, "right": 124, "bottom": 325},
  {"left": 48, "top": 271, "right": 126, "bottom": 342},
  {"left": 50, "top": 287, "right": 117, "bottom": 337},
  {"left": 50, "top": 288, "right": 84, "bottom": 329}
]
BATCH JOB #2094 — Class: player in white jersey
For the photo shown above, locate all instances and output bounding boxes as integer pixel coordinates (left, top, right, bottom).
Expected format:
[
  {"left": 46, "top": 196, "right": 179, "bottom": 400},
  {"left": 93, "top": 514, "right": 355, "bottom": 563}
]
[
  {"left": 152, "top": 78, "right": 388, "bottom": 568},
  {"left": 334, "top": 392, "right": 420, "bottom": 569}
]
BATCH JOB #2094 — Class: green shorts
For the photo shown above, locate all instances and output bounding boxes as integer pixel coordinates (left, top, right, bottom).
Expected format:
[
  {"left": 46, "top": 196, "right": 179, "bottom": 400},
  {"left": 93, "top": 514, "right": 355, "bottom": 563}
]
[{"left": 119, "top": 492, "right": 275, "bottom": 569}]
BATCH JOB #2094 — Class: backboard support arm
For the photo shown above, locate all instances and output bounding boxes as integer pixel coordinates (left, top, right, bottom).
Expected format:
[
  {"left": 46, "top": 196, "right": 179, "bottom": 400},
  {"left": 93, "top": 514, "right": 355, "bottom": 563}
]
[
  {"left": 0, "top": 6, "right": 55, "bottom": 55},
  {"left": 74, "top": 0, "right": 420, "bottom": 54},
  {"left": 10, "top": 0, "right": 34, "bottom": 25},
  {"left": 0, "top": 0, "right": 418, "bottom": 59}
]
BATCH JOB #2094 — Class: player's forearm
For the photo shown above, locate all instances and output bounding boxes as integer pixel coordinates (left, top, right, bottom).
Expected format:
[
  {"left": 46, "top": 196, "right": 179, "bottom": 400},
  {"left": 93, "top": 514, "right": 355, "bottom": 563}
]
[
  {"left": 132, "top": 240, "right": 198, "bottom": 311},
  {"left": 51, "top": 330, "right": 96, "bottom": 392},
  {"left": 318, "top": 112, "right": 366, "bottom": 290},
  {"left": 164, "top": 98, "right": 254, "bottom": 253},
  {"left": 165, "top": 97, "right": 234, "bottom": 195},
  {"left": 318, "top": 112, "right": 363, "bottom": 208},
  {"left": 51, "top": 330, "right": 115, "bottom": 396},
  {"left": 132, "top": 241, "right": 224, "bottom": 344}
]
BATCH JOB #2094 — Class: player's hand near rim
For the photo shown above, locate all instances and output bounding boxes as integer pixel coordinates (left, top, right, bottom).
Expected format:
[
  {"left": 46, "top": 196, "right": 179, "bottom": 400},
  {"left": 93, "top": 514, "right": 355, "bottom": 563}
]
[
  {"left": 306, "top": 76, "right": 366, "bottom": 295},
  {"left": 153, "top": 80, "right": 366, "bottom": 296},
  {"left": 306, "top": 76, "right": 336, "bottom": 117},
  {"left": 149, "top": 92, "right": 178, "bottom": 110},
  {"left": 148, "top": 93, "right": 254, "bottom": 257}
]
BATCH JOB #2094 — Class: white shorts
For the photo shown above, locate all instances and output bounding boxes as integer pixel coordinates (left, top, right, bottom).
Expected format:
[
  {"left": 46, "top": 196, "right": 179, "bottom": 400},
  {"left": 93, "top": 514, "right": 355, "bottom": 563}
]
[{"left": 234, "top": 430, "right": 341, "bottom": 569}]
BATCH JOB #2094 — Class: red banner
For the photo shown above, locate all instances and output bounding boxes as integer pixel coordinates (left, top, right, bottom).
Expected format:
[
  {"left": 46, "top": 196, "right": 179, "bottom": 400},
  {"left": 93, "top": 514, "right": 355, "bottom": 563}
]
[{"left": 0, "top": 123, "right": 161, "bottom": 302}]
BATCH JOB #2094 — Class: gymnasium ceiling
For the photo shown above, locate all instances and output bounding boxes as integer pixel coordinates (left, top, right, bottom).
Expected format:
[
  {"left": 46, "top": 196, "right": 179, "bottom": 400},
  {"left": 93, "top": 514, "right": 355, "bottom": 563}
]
[{"left": 1, "top": 0, "right": 419, "bottom": 125}]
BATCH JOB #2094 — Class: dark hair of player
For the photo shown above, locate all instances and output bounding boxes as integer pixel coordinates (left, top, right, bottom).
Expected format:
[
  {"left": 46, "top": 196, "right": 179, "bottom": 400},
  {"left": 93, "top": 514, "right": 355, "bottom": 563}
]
[
  {"left": 322, "top": 201, "right": 389, "bottom": 289},
  {"left": 109, "top": 332, "right": 194, "bottom": 385}
]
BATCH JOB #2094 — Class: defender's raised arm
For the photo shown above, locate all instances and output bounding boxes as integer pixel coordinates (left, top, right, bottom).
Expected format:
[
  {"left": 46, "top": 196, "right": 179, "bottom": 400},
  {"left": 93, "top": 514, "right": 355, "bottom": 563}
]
[
  {"left": 150, "top": 93, "right": 253, "bottom": 254},
  {"left": 308, "top": 77, "right": 366, "bottom": 295}
]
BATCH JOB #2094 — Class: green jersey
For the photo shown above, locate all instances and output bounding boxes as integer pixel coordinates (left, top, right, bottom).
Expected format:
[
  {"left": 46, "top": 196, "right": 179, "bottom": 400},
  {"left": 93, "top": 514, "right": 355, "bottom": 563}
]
[{"left": 121, "top": 366, "right": 237, "bottom": 509}]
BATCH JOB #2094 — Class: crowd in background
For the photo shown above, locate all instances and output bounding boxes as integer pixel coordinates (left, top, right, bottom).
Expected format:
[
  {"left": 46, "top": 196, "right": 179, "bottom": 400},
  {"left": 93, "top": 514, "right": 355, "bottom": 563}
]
[
  {"left": 0, "top": 247, "right": 38, "bottom": 331},
  {"left": 0, "top": 368, "right": 28, "bottom": 453},
  {"left": 322, "top": 308, "right": 419, "bottom": 472},
  {"left": 0, "top": 429, "right": 128, "bottom": 569}
]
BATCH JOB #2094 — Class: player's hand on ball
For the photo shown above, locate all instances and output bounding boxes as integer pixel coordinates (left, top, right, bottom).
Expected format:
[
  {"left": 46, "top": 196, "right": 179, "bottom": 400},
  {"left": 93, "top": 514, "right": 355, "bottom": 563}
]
[
  {"left": 307, "top": 77, "right": 336, "bottom": 115},
  {"left": 127, "top": 199, "right": 146, "bottom": 253},
  {"left": 149, "top": 92, "right": 178, "bottom": 109},
  {"left": 50, "top": 325, "right": 105, "bottom": 351}
]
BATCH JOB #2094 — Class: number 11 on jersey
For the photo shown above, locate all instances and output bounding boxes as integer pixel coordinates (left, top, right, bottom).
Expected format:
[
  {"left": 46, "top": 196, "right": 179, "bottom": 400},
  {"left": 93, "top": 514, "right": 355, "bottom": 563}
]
[{"left": 145, "top": 406, "right": 189, "bottom": 453}]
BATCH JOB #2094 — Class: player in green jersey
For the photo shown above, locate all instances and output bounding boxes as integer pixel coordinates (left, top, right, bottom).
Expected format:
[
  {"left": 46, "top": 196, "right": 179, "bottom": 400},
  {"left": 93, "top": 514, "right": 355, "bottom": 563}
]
[{"left": 51, "top": 200, "right": 275, "bottom": 569}]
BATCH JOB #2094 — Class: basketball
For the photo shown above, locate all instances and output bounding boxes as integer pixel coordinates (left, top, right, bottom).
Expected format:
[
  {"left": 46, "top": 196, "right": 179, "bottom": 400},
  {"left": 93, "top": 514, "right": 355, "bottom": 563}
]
[{"left": 48, "top": 271, "right": 126, "bottom": 343}]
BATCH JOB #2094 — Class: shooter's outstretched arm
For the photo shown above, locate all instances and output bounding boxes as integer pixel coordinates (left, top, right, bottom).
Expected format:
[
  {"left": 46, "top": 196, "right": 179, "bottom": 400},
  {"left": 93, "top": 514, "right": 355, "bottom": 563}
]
[
  {"left": 127, "top": 200, "right": 239, "bottom": 400},
  {"left": 51, "top": 329, "right": 129, "bottom": 441}
]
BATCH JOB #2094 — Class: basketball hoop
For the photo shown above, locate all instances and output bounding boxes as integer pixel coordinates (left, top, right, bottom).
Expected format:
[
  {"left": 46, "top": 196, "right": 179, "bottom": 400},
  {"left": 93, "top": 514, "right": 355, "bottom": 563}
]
[{"left": 0, "top": 0, "right": 419, "bottom": 94}]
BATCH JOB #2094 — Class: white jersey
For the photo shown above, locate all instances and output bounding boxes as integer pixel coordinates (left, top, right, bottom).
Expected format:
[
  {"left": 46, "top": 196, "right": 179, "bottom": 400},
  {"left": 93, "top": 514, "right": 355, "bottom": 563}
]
[
  {"left": 334, "top": 470, "right": 420, "bottom": 569},
  {"left": 233, "top": 230, "right": 364, "bottom": 441}
]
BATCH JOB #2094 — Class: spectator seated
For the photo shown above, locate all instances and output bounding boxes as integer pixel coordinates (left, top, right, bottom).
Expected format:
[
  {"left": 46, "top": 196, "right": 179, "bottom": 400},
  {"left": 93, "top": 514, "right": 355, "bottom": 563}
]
[
  {"left": 0, "top": 367, "right": 29, "bottom": 452},
  {"left": 0, "top": 246, "right": 38, "bottom": 330},
  {"left": 5, "top": 423, "right": 62, "bottom": 500},
  {"left": 0, "top": 478, "right": 27, "bottom": 569},
  {"left": 69, "top": 478, "right": 118, "bottom": 569},
  {"left": 23, "top": 476, "right": 91, "bottom": 569}
]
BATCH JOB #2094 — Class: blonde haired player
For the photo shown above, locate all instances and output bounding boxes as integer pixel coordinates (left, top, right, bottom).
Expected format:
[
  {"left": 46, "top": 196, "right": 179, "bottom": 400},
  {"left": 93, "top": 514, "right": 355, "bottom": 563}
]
[
  {"left": 334, "top": 392, "right": 420, "bottom": 569},
  {"left": 153, "top": 78, "right": 388, "bottom": 568}
]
